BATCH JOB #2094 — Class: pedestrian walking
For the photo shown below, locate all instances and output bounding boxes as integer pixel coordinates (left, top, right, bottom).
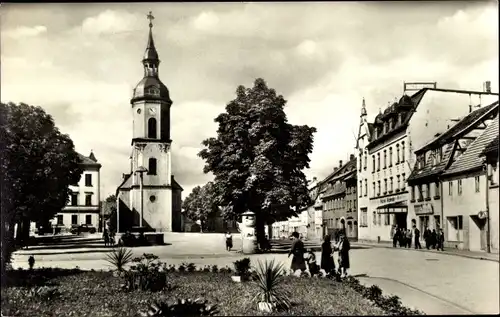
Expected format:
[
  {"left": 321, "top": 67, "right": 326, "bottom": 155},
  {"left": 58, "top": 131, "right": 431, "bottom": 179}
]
[
  {"left": 423, "top": 227, "right": 431, "bottom": 249},
  {"left": 225, "top": 231, "right": 233, "bottom": 251},
  {"left": 320, "top": 234, "right": 335, "bottom": 277},
  {"left": 393, "top": 227, "right": 400, "bottom": 247},
  {"left": 436, "top": 229, "right": 445, "bottom": 251},
  {"left": 430, "top": 229, "right": 437, "bottom": 249},
  {"left": 406, "top": 229, "right": 412, "bottom": 248},
  {"left": 103, "top": 228, "right": 109, "bottom": 247},
  {"left": 399, "top": 228, "right": 406, "bottom": 247},
  {"left": 288, "top": 231, "right": 306, "bottom": 275},
  {"left": 414, "top": 226, "right": 422, "bottom": 249},
  {"left": 335, "top": 232, "right": 351, "bottom": 278}
]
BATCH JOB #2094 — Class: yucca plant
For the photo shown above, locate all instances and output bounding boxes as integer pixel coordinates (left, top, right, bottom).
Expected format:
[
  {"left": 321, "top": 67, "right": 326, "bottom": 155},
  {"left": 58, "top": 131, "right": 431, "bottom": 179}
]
[
  {"left": 252, "top": 259, "right": 291, "bottom": 311},
  {"left": 105, "top": 247, "right": 134, "bottom": 272}
]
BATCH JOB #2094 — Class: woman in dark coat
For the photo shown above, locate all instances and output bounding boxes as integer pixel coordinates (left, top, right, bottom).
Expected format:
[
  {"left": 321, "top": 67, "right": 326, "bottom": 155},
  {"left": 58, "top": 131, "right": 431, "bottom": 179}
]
[
  {"left": 288, "top": 231, "right": 306, "bottom": 274},
  {"left": 335, "top": 232, "right": 351, "bottom": 277},
  {"left": 321, "top": 234, "right": 335, "bottom": 276}
]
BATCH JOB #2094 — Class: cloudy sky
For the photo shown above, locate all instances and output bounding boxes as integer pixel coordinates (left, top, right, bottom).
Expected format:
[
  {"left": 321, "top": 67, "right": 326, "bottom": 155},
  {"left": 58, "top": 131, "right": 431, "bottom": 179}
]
[{"left": 1, "top": 1, "right": 498, "bottom": 199}]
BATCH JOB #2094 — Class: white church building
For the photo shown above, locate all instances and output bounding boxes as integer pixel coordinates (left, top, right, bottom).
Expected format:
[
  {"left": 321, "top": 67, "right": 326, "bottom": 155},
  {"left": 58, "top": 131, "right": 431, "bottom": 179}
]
[{"left": 116, "top": 12, "right": 183, "bottom": 233}]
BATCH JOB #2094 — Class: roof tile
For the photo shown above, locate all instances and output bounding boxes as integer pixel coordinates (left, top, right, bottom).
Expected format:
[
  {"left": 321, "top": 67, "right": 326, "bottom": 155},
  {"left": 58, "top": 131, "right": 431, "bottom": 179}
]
[{"left": 443, "top": 115, "right": 499, "bottom": 176}]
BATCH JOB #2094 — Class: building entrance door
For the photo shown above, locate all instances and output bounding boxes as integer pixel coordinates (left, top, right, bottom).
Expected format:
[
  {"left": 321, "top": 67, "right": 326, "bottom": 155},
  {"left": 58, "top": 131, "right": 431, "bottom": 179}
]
[
  {"left": 470, "top": 215, "right": 487, "bottom": 251},
  {"left": 395, "top": 213, "right": 407, "bottom": 230}
]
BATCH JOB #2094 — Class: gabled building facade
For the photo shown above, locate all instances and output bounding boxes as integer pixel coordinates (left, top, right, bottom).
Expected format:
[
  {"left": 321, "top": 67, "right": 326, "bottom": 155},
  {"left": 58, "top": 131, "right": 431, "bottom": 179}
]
[
  {"left": 359, "top": 86, "right": 499, "bottom": 242},
  {"left": 407, "top": 102, "right": 499, "bottom": 239},
  {"left": 50, "top": 152, "right": 102, "bottom": 231},
  {"left": 322, "top": 155, "right": 358, "bottom": 241},
  {"left": 440, "top": 114, "right": 499, "bottom": 252},
  {"left": 480, "top": 133, "right": 499, "bottom": 253}
]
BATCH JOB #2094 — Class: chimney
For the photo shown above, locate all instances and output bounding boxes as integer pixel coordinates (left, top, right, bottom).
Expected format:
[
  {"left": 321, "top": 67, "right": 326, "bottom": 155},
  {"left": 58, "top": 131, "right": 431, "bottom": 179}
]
[
  {"left": 484, "top": 81, "right": 491, "bottom": 93},
  {"left": 339, "top": 160, "right": 343, "bottom": 167},
  {"left": 350, "top": 154, "right": 355, "bottom": 161}
]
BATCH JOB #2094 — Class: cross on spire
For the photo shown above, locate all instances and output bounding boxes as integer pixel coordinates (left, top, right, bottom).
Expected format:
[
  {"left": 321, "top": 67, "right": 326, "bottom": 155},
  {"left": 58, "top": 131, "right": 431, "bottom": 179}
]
[{"left": 147, "top": 11, "right": 154, "bottom": 28}]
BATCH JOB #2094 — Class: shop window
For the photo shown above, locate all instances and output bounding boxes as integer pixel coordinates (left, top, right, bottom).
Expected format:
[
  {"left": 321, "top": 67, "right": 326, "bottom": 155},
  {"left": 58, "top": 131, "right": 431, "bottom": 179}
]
[
  {"left": 447, "top": 216, "right": 463, "bottom": 242},
  {"left": 384, "top": 214, "right": 390, "bottom": 226}
]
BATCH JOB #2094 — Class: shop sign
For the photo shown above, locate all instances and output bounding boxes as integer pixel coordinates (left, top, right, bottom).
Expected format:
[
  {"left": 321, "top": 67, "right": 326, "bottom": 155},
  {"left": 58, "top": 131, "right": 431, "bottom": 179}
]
[
  {"left": 378, "top": 194, "right": 406, "bottom": 205},
  {"left": 415, "top": 203, "right": 434, "bottom": 215}
]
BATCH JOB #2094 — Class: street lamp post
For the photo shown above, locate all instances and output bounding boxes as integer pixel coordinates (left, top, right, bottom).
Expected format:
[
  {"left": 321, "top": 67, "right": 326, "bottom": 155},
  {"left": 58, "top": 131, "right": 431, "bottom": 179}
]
[{"left": 135, "top": 166, "right": 148, "bottom": 228}]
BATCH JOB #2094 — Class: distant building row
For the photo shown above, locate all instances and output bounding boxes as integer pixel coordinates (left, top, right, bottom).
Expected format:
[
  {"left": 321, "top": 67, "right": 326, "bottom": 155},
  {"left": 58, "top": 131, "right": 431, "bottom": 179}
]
[{"left": 273, "top": 83, "right": 499, "bottom": 254}]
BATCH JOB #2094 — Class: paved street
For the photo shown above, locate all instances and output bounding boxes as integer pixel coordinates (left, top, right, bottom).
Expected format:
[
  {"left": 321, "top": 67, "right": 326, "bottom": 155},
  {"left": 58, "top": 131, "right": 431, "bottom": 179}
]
[{"left": 12, "top": 233, "right": 499, "bottom": 315}]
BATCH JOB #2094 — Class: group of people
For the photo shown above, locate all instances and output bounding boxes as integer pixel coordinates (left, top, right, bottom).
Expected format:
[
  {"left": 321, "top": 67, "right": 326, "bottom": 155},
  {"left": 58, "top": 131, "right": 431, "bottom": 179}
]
[
  {"left": 288, "top": 231, "right": 351, "bottom": 279},
  {"left": 102, "top": 228, "right": 116, "bottom": 247},
  {"left": 391, "top": 225, "right": 444, "bottom": 251}
]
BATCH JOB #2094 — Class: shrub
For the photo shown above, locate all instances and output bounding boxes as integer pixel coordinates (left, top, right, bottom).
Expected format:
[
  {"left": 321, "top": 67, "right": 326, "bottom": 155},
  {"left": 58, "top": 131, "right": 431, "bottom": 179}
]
[
  {"left": 27, "top": 286, "right": 61, "bottom": 301},
  {"left": 105, "top": 247, "right": 133, "bottom": 272},
  {"left": 184, "top": 263, "right": 196, "bottom": 273},
  {"left": 364, "top": 285, "right": 383, "bottom": 301},
  {"left": 344, "top": 276, "right": 423, "bottom": 315},
  {"left": 122, "top": 253, "right": 169, "bottom": 292},
  {"left": 177, "top": 264, "right": 186, "bottom": 272},
  {"left": 252, "top": 259, "right": 291, "bottom": 310},
  {"left": 210, "top": 265, "right": 218, "bottom": 273},
  {"left": 139, "top": 298, "right": 218, "bottom": 316},
  {"left": 233, "top": 258, "right": 251, "bottom": 279},
  {"left": 202, "top": 265, "right": 211, "bottom": 273},
  {"left": 119, "top": 232, "right": 137, "bottom": 247}
]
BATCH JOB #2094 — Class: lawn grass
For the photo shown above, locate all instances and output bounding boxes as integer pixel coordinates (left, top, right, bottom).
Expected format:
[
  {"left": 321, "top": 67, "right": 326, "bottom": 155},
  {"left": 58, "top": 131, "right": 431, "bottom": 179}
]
[{"left": 1, "top": 270, "right": 387, "bottom": 316}]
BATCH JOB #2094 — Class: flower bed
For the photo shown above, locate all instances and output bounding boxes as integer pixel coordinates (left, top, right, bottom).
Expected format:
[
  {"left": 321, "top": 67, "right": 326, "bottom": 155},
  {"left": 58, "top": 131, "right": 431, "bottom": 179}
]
[{"left": 2, "top": 269, "right": 387, "bottom": 316}]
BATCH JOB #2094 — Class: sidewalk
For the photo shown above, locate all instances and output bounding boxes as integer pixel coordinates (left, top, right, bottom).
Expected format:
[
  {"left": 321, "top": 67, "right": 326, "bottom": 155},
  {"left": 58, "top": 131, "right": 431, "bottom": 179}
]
[{"left": 355, "top": 240, "right": 500, "bottom": 262}]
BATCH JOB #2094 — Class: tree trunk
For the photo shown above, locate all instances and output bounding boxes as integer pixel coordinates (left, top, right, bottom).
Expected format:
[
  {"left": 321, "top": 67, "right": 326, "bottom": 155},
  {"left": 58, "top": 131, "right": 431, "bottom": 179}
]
[{"left": 255, "top": 212, "right": 266, "bottom": 250}]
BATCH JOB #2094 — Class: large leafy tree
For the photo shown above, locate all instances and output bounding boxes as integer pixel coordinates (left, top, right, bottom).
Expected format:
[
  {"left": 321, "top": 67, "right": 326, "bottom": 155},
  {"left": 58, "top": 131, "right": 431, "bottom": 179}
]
[
  {"left": 198, "top": 78, "right": 316, "bottom": 245},
  {"left": 182, "top": 182, "right": 219, "bottom": 230},
  {"left": 102, "top": 194, "right": 117, "bottom": 231},
  {"left": 0, "top": 102, "right": 82, "bottom": 273}
]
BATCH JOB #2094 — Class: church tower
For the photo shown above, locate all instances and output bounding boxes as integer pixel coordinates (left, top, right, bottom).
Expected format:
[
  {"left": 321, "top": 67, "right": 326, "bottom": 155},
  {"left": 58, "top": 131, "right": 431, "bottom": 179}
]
[
  {"left": 117, "top": 12, "right": 183, "bottom": 233},
  {"left": 356, "top": 97, "right": 372, "bottom": 240}
]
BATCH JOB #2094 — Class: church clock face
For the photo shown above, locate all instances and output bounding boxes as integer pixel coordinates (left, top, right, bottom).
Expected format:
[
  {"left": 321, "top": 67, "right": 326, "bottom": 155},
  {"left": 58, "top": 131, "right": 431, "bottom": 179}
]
[{"left": 149, "top": 108, "right": 156, "bottom": 115}]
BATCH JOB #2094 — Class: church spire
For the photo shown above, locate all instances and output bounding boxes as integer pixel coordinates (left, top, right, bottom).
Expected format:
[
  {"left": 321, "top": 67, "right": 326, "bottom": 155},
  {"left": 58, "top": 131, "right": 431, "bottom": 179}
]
[
  {"left": 143, "top": 11, "right": 160, "bottom": 78},
  {"left": 360, "top": 97, "right": 367, "bottom": 117}
]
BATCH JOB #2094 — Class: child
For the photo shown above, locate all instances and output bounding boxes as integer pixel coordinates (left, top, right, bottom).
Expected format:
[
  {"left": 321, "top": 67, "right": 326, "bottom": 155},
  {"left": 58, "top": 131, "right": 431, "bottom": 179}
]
[
  {"left": 28, "top": 255, "right": 35, "bottom": 270},
  {"left": 305, "top": 249, "right": 320, "bottom": 277},
  {"left": 225, "top": 231, "right": 233, "bottom": 251}
]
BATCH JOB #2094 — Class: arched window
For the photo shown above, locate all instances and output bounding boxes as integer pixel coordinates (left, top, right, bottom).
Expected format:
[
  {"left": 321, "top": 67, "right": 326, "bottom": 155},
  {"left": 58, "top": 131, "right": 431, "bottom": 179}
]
[
  {"left": 148, "top": 118, "right": 157, "bottom": 139},
  {"left": 148, "top": 158, "right": 157, "bottom": 175}
]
